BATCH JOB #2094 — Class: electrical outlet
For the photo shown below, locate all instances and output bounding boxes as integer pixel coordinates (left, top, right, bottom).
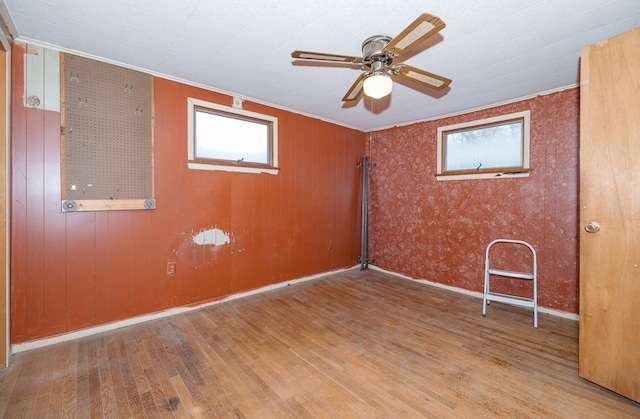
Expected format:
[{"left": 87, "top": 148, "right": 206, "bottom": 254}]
[{"left": 167, "top": 262, "right": 176, "bottom": 276}]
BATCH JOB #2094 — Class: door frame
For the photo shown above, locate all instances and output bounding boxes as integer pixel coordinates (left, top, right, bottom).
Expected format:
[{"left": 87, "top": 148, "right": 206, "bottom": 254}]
[{"left": 0, "top": 24, "right": 11, "bottom": 368}]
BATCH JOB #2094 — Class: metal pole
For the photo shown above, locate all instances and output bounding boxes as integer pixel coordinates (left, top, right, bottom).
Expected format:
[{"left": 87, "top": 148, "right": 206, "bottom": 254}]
[{"left": 360, "top": 156, "right": 369, "bottom": 270}]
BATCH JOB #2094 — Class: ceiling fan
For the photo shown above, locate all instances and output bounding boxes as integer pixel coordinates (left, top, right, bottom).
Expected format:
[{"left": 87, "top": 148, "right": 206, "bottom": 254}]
[{"left": 291, "top": 13, "right": 451, "bottom": 101}]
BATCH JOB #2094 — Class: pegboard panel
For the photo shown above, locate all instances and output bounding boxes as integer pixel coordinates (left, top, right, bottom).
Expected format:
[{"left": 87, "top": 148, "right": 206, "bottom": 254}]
[{"left": 61, "top": 53, "right": 154, "bottom": 211}]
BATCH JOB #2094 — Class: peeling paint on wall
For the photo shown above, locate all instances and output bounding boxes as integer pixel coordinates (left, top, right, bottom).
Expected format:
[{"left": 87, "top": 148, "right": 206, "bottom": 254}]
[{"left": 193, "top": 228, "right": 231, "bottom": 246}]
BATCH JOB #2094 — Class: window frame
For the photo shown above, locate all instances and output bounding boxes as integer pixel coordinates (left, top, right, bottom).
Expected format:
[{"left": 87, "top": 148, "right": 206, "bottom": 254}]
[
  {"left": 436, "top": 110, "right": 531, "bottom": 181},
  {"left": 187, "top": 97, "right": 279, "bottom": 174}
]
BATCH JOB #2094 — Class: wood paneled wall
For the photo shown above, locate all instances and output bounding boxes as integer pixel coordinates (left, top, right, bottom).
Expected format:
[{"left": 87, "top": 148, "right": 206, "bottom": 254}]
[
  {"left": 10, "top": 44, "right": 365, "bottom": 343},
  {"left": 368, "top": 89, "right": 580, "bottom": 313}
]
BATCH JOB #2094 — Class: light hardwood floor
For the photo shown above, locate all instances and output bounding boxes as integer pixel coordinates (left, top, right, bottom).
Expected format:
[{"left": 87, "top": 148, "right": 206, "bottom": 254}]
[{"left": 1, "top": 269, "right": 639, "bottom": 418}]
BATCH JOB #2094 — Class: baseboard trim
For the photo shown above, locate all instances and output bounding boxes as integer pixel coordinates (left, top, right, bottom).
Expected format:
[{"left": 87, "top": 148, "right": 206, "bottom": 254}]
[
  {"left": 12, "top": 265, "right": 360, "bottom": 354},
  {"left": 368, "top": 265, "right": 579, "bottom": 321}
]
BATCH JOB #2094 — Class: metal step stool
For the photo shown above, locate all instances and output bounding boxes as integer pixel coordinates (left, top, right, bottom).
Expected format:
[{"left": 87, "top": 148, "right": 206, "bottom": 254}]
[{"left": 482, "top": 239, "right": 538, "bottom": 327}]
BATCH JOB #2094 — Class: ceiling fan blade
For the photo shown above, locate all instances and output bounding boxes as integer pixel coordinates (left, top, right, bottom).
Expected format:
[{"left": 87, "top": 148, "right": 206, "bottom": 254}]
[
  {"left": 391, "top": 64, "right": 451, "bottom": 90},
  {"left": 342, "top": 73, "right": 367, "bottom": 102},
  {"left": 291, "top": 50, "right": 363, "bottom": 64},
  {"left": 384, "top": 14, "right": 445, "bottom": 58}
]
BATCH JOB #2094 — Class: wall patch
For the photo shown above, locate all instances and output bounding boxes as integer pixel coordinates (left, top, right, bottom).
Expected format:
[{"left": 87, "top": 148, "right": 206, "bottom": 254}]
[{"left": 193, "top": 228, "right": 231, "bottom": 246}]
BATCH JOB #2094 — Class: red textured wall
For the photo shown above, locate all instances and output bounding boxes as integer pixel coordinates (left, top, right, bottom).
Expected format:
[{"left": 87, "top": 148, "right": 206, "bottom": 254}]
[
  {"left": 11, "top": 45, "right": 365, "bottom": 343},
  {"left": 368, "top": 89, "right": 580, "bottom": 313}
]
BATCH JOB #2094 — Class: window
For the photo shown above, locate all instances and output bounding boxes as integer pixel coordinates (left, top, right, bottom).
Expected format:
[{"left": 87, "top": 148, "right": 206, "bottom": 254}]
[
  {"left": 187, "top": 98, "right": 279, "bottom": 174},
  {"left": 436, "top": 110, "right": 530, "bottom": 180}
]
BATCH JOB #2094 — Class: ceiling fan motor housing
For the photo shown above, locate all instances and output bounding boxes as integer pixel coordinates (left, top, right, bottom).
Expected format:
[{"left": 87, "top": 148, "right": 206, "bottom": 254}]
[{"left": 362, "top": 35, "right": 392, "bottom": 67}]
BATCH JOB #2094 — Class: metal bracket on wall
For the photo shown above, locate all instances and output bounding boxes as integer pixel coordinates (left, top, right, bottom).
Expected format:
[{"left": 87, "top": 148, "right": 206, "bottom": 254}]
[{"left": 62, "top": 200, "right": 78, "bottom": 212}]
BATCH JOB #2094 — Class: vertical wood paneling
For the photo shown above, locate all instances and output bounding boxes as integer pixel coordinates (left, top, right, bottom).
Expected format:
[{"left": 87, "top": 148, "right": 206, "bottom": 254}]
[
  {"left": 149, "top": 82, "right": 183, "bottom": 308},
  {"left": 65, "top": 213, "right": 96, "bottom": 331},
  {"left": 24, "top": 106, "right": 46, "bottom": 335},
  {"left": 93, "top": 212, "right": 110, "bottom": 323},
  {"left": 131, "top": 211, "right": 152, "bottom": 313},
  {"left": 42, "top": 105, "right": 66, "bottom": 334},
  {"left": 10, "top": 47, "right": 365, "bottom": 343},
  {"left": 368, "top": 89, "right": 580, "bottom": 313},
  {"left": 10, "top": 45, "right": 28, "bottom": 342},
  {"left": 104, "top": 212, "right": 134, "bottom": 318}
]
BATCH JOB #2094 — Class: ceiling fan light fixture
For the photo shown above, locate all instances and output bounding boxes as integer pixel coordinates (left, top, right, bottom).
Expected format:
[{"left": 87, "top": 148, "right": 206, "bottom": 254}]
[
  {"left": 363, "top": 73, "right": 393, "bottom": 99},
  {"left": 292, "top": 14, "right": 450, "bottom": 102}
]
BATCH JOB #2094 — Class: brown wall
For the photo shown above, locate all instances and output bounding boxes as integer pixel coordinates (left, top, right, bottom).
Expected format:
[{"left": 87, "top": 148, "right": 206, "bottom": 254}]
[
  {"left": 11, "top": 45, "right": 366, "bottom": 343},
  {"left": 368, "top": 89, "right": 580, "bottom": 313}
]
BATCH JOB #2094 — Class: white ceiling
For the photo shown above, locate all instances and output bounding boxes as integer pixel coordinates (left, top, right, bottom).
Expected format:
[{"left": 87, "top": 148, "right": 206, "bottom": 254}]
[{"left": 3, "top": 0, "right": 640, "bottom": 131}]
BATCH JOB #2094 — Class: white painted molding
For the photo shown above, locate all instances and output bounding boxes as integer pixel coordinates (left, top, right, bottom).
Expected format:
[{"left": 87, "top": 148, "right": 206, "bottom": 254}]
[
  {"left": 0, "top": 2, "right": 18, "bottom": 41},
  {"left": 12, "top": 265, "right": 360, "bottom": 353},
  {"left": 368, "top": 265, "right": 579, "bottom": 321}
]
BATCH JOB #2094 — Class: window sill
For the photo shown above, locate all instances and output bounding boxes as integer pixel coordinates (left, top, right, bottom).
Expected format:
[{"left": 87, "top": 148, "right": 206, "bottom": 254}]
[
  {"left": 436, "top": 169, "right": 531, "bottom": 181},
  {"left": 187, "top": 161, "right": 280, "bottom": 175}
]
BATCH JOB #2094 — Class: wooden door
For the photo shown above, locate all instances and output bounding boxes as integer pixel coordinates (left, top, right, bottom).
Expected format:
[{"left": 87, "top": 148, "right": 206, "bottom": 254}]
[{"left": 579, "top": 27, "right": 640, "bottom": 402}]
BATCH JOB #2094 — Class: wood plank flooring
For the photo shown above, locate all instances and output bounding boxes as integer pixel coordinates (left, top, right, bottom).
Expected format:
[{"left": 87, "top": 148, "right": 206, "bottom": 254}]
[{"left": 1, "top": 269, "right": 639, "bottom": 418}]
